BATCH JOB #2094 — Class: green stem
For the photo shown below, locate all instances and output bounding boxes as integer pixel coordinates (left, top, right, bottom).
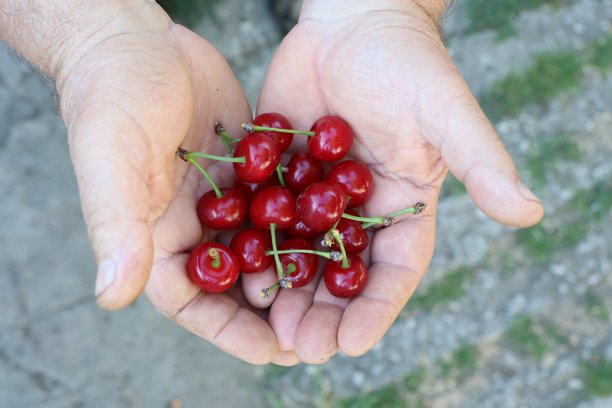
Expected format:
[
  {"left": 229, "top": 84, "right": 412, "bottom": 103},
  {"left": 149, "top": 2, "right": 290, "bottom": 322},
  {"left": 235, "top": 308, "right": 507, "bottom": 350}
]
[
  {"left": 360, "top": 203, "right": 427, "bottom": 229},
  {"left": 342, "top": 212, "right": 384, "bottom": 225},
  {"left": 243, "top": 123, "right": 315, "bottom": 137},
  {"left": 208, "top": 248, "right": 221, "bottom": 269},
  {"left": 214, "top": 122, "right": 234, "bottom": 154},
  {"left": 270, "top": 223, "right": 290, "bottom": 287},
  {"left": 276, "top": 164, "right": 286, "bottom": 187},
  {"left": 186, "top": 157, "right": 223, "bottom": 199},
  {"left": 265, "top": 249, "right": 341, "bottom": 261},
  {"left": 331, "top": 229, "right": 350, "bottom": 269},
  {"left": 190, "top": 151, "right": 246, "bottom": 164}
]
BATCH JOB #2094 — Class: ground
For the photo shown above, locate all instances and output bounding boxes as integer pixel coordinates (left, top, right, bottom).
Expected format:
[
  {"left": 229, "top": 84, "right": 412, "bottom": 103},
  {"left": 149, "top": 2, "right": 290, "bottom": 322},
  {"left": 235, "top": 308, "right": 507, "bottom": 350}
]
[{"left": 0, "top": 1, "right": 610, "bottom": 407}]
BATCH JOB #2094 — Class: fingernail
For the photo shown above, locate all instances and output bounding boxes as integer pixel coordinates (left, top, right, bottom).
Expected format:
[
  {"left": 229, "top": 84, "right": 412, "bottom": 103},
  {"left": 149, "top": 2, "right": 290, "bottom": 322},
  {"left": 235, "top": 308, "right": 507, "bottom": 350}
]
[
  {"left": 95, "top": 259, "right": 116, "bottom": 297},
  {"left": 516, "top": 181, "right": 541, "bottom": 203}
]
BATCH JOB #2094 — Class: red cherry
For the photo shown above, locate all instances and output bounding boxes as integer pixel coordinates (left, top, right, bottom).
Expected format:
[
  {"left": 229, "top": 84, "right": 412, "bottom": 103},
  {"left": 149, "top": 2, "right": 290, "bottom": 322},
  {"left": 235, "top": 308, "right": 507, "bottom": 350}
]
[
  {"left": 196, "top": 188, "right": 247, "bottom": 230},
  {"left": 296, "top": 181, "right": 348, "bottom": 232},
  {"left": 275, "top": 238, "right": 319, "bottom": 288},
  {"left": 323, "top": 254, "right": 367, "bottom": 298},
  {"left": 229, "top": 228, "right": 272, "bottom": 273},
  {"left": 327, "top": 160, "right": 373, "bottom": 207},
  {"left": 253, "top": 112, "right": 294, "bottom": 153},
  {"left": 285, "top": 153, "right": 324, "bottom": 195},
  {"left": 233, "top": 133, "right": 280, "bottom": 182},
  {"left": 187, "top": 242, "right": 240, "bottom": 293},
  {"left": 288, "top": 219, "right": 320, "bottom": 240},
  {"left": 331, "top": 210, "right": 369, "bottom": 253},
  {"left": 307, "top": 115, "right": 353, "bottom": 162},
  {"left": 233, "top": 174, "right": 279, "bottom": 203},
  {"left": 250, "top": 186, "right": 298, "bottom": 230}
]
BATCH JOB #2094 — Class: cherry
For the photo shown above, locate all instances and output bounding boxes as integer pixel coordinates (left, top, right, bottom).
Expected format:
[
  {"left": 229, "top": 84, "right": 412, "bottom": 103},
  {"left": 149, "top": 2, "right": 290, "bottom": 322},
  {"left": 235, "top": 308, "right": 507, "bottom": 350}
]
[
  {"left": 187, "top": 242, "right": 240, "bottom": 293},
  {"left": 229, "top": 228, "right": 272, "bottom": 273},
  {"left": 327, "top": 160, "right": 373, "bottom": 207},
  {"left": 330, "top": 209, "right": 369, "bottom": 253},
  {"left": 250, "top": 186, "right": 298, "bottom": 230},
  {"left": 252, "top": 112, "right": 294, "bottom": 153},
  {"left": 274, "top": 238, "right": 319, "bottom": 288},
  {"left": 308, "top": 115, "right": 353, "bottom": 162},
  {"left": 323, "top": 253, "right": 367, "bottom": 298},
  {"left": 284, "top": 152, "right": 324, "bottom": 195},
  {"left": 233, "top": 174, "right": 279, "bottom": 203},
  {"left": 288, "top": 219, "right": 320, "bottom": 240},
  {"left": 196, "top": 188, "right": 247, "bottom": 231},
  {"left": 233, "top": 134, "right": 281, "bottom": 182},
  {"left": 296, "top": 181, "right": 348, "bottom": 232}
]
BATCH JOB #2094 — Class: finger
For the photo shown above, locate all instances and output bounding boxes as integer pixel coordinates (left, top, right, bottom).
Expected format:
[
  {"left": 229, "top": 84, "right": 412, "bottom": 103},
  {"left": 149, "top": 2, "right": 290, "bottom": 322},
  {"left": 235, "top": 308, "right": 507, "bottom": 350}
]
[
  {"left": 240, "top": 268, "right": 279, "bottom": 308},
  {"left": 68, "top": 108, "right": 156, "bottom": 311},
  {"left": 426, "top": 71, "right": 544, "bottom": 228},
  {"left": 271, "top": 350, "right": 301, "bottom": 366},
  {"left": 338, "top": 215, "right": 435, "bottom": 356}
]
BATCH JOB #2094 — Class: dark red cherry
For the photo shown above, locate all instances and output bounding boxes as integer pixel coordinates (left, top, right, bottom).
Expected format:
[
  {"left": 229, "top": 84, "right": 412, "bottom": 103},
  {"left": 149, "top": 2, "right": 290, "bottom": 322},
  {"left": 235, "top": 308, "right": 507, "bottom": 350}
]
[
  {"left": 288, "top": 219, "right": 320, "bottom": 240},
  {"left": 250, "top": 186, "right": 298, "bottom": 230},
  {"left": 285, "top": 153, "right": 324, "bottom": 195},
  {"left": 229, "top": 228, "right": 272, "bottom": 273},
  {"left": 233, "top": 174, "right": 279, "bottom": 203},
  {"left": 296, "top": 181, "right": 348, "bottom": 232},
  {"left": 323, "top": 254, "right": 367, "bottom": 298},
  {"left": 196, "top": 188, "right": 247, "bottom": 230},
  {"left": 275, "top": 238, "right": 319, "bottom": 288},
  {"left": 253, "top": 112, "right": 294, "bottom": 153},
  {"left": 307, "top": 115, "right": 353, "bottom": 162},
  {"left": 233, "top": 133, "right": 280, "bottom": 182},
  {"left": 331, "top": 210, "right": 369, "bottom": 253},
  {"left": 187, "top": 242, "right": 240, "bottom": 293},
  {"left": 327, "top": 160, "right": 373, "bottom": 207}
]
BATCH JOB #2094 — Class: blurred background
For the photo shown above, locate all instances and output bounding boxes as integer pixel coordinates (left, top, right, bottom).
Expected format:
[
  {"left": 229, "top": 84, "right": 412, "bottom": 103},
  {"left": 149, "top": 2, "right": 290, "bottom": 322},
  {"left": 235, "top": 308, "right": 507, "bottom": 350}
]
[{"left": 1, "top": 0, "right": 610, "bottom": 407}]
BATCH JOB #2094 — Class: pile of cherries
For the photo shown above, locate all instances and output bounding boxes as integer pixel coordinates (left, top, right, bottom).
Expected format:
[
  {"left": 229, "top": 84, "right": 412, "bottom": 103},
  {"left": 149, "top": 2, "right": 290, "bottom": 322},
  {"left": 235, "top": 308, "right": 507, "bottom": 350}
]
[{"left": 177, "top": 113, "right": 426, "bottom": 299}]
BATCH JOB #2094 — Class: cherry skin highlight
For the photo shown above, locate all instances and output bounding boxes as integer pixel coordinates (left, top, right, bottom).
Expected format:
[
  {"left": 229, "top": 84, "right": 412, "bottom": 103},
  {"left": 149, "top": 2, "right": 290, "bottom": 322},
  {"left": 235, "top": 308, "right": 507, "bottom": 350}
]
[
  {"left": 187, "top": 242, "right": 240, "bottom": 293},
  {"left": 323, "top": 254, "right": 367, "bottom": 298},
  {"left": 229, "top": 228, "right": 272, "bottom": 273},
  {"left": 275, "top": 238, "right": 319, "bottom": 288},
  {"left": 331, "top": 210, "right": 369, "bottom": 253},
  {"left": 233, "top": 133, "right": 280, "bottom": 182},
  {"left": 307, "top": 115, "right": 353, "bottom": 162},
  {"left": 288, "top": 219, "right": 320, "bottom": 240},
  {"left": 327, "top": 159, "right": 373, "bottom": 207},
  {"left": 196, "top": 188, "right": 247, "bottom": 230},
  {"left": 285, "top": 152, "right": 324, "bottom": 195},
  {"left": 250, "top": 186, "right": 298, "bottom": 230},
  {"left": 253, "top": 112, "right": 294, "bottom": 153},
  {"left": 296, "top": 181, "right": 348, "bottom": 232}
]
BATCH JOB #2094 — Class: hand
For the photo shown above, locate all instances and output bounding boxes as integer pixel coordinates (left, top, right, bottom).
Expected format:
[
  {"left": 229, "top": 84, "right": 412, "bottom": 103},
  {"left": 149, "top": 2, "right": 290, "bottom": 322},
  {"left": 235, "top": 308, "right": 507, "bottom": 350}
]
[
  {"left": 57, "top": 8, "right": 278, "bottom": 363},
  {"left": 256, "top": 0, "right": 544, "bottom": 364}
]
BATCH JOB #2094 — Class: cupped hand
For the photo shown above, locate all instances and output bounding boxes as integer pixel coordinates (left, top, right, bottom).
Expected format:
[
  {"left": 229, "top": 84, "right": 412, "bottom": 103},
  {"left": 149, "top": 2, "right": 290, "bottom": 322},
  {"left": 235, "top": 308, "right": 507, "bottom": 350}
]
[
  {"left": 256, "top": 0, "right": 544, "bottom": 365},
  {"left": 57, "top": 8, "right": 277, "bottom": 363}
]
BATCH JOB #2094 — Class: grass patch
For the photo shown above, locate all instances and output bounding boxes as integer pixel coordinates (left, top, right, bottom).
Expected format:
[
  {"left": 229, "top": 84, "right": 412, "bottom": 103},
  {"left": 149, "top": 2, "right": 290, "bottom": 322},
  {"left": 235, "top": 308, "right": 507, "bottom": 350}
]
[
  {"left": 523, "top": 133, "right": 582, "bottom": 190},
  {"left": 503, "top": 315, "right": 565, "bottom": 359},
  {"left": 157, "top": 0, "right": 220, "bottom": 27},
  {"left": 403, "top": 366, "right": 427, "bottom": 392},
  {"left": 584, "top": 292, "right": 609, "bottom": 322},
  {"left": 440, "top": 343, "right": 480, "bottom": 382},
  {"left": 337, "top": 384, "right": 405, "bottom": 408},
  {"left": 465, "top": 0, "right": 564, "bottom": 40},
  {"left": 581, "top": 358, "right": 612, "bottom": 397},
  {"left": 481, "top": 51, "right": 583, "bottom": 121},
  {"left": 408, "top": 266, "right": 473, "bottom": 311},
  {"left": 590, "top": 34, "right": 612, "bottom": 72},
  {"left": 517, "top": 180, "right": 611, "bottom": 264}
]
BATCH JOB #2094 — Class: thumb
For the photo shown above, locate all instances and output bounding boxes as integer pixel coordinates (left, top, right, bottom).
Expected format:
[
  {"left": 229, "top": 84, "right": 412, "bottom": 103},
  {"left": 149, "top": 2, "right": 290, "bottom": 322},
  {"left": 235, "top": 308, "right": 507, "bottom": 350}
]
[
  {"left": 432, "top": 75, "right": 544, "bottom": 228},
  {"left": 68, "top": 107, "right": 153, "bottom": 310}
]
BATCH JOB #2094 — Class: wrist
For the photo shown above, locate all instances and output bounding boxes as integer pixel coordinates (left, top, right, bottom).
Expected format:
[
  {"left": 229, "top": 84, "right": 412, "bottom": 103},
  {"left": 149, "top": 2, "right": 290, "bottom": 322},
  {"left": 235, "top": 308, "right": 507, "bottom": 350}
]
[{"left": 0, "top": 0, "right": 171, "bottom": 80}]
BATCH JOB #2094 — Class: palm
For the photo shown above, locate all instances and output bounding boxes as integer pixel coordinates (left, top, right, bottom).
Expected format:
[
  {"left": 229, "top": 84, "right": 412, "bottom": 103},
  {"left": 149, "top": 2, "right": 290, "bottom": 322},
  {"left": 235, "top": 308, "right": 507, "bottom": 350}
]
[{"left": 65, "top": 25, "right": 277, "bottom": 363}]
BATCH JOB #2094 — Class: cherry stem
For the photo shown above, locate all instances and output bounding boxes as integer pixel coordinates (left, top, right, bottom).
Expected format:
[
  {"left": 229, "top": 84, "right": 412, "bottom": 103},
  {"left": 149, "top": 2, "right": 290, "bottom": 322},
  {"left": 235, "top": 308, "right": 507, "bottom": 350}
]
[
  {"left": 214, "top": 122, "right": 235, "bottom": 154},
  {"left": 177, "top": 148, "right": 223, "bottom": 199},
  {"left": 261, "top": 282, "right": 279, "bottom": 298},
  {"left": 269, "top": 224, "right": 292, "bottom": 288},
  {"left": 276, "top": 164, "right": 286, "bottom": 187},
  {"left": 265, "top": 249, "right": 343, "bottom": 261},
  {"left": 189, "top": 151, "right": 246, "bottom": 164},
  {"left": 331, "top": 229, "right": 350, "bottom": 269},
  {"left": 344, "top": 202, "right": 428, "bottom": 229},
  {"left": 208, "top": 248, "right": 221, "bottom": 269},
  {"left": 242, "top": 123, "right": 315, "bottom": 137}
]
